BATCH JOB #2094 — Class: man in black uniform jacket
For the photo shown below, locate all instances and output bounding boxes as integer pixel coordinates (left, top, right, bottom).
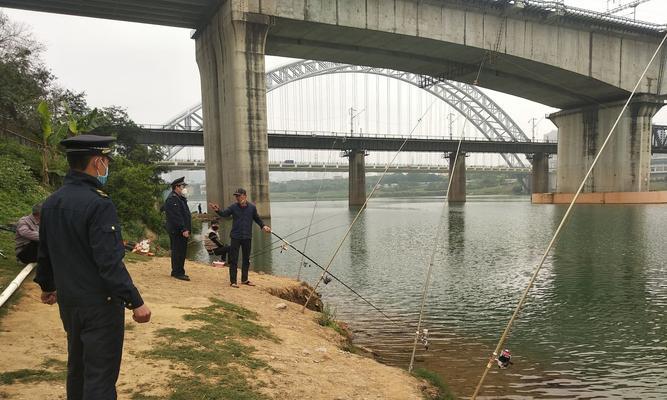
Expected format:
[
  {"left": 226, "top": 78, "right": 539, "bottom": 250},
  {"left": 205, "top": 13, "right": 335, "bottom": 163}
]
[
  {"left": 209, "top": 188, "right": 271, "bottom": 287},
  {"left": 34, "top": 135, "right": 151, "bottom": 400},
  {"left": 164, "top": 176, "right": 192, "bottom": 281}
]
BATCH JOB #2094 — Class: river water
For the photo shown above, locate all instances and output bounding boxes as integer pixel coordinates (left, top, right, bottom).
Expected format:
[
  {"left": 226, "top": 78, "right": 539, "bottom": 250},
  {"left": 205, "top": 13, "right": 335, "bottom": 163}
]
[{"left": 190, "top": 198, "right": 667, "bottom": 399}]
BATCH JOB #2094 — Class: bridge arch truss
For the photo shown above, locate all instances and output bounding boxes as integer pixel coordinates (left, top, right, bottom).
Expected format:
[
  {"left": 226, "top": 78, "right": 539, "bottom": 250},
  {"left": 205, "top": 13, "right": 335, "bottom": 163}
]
[{"left": 165, "top": 60, "right": 530, "bottom": 167}]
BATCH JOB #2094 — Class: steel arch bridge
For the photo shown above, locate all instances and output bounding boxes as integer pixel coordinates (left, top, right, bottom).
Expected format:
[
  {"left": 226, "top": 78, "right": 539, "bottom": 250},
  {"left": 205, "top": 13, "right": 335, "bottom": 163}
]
[{"left": 164, "top": 60, "right": 531, "bottom": 168}]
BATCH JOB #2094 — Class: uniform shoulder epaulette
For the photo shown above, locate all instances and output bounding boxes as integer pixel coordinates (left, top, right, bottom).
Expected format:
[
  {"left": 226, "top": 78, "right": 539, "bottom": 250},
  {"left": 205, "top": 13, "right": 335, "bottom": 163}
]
[{"left": 93, "top": 188, "right": 109, "bottom": 198}]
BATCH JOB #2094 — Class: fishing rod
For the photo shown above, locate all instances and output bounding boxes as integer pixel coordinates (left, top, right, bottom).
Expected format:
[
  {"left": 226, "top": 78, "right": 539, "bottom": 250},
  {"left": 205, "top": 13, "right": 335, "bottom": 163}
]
[
  {"left": 271, "top": 231, "right": 403, "bottom": 327},
  {"left": 470, "top": 28, "right": 667, "bottom": 400}
]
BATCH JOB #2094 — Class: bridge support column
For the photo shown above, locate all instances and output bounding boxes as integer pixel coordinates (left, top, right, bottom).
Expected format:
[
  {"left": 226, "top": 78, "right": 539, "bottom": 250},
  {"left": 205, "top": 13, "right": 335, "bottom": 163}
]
[
  {"left": 550, "top": 96, "right": 663, "bottom": 193},
  {"left": 195, "top": 4, "right": 271, "bottom": 217},
  {"left": 447, "top": 151, "right": 466, "bottom": 203},
  {"left": 346, "top": 150, "right": 367, "bottom": 206},
  {"left": 530, "top": 153, "right": 549, "bottom": 193}
]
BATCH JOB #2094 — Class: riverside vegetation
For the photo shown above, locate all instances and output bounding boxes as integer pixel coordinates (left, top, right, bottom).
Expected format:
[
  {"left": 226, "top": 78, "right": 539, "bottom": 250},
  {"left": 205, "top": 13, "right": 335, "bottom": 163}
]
[{"left": 0, "top": 11, "right": 169, "bottom": 312}]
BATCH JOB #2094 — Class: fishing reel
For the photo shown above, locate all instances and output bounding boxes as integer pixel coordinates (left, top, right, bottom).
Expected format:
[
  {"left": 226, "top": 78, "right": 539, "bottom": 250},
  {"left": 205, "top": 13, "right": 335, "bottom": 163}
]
[
  {"left": 279, "top": 242, "right": 289, "bottom": 253},
  {"left": 417, "top": 328, "right": 429, "bottom": 350},
  {"left": 496, "top": 349, "right": 512, "bottom": 369},
  {"left": 323, "top": 274, "right": 332, "bottom": 285}
]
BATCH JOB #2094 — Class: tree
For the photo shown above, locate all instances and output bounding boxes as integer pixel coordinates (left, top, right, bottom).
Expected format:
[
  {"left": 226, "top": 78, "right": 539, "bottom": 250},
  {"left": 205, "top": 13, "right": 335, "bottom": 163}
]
[{"left": 0, "top": 11, "right": 52, "bottom": 134}]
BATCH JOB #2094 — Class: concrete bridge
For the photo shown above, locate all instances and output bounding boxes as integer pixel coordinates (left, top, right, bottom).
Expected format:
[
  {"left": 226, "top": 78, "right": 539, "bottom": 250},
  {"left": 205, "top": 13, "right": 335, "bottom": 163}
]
[
  {"left": 4, "top": 0, "right": 666, "bottom": 216},
  {"left": 160, "top": 158, "right": 667, "bottom": 176},
  {"left": 159, "top": 159, "right": 533, "bottom": 173},
  {"left": 141, "top": 128, "right": 555, "bottom": 203}
]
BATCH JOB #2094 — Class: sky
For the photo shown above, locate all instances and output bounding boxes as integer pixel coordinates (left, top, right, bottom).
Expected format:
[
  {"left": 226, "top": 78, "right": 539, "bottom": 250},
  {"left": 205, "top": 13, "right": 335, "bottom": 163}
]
[{"left": 1, "top": 0, "right": 666, "bottom": 149}]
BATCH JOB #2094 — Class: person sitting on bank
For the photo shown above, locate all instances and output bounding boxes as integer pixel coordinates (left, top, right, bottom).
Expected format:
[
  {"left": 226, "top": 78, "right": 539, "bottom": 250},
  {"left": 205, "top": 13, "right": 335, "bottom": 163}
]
[
  {"left": 204, "top": 222, "right": 230, "bottom": 264},
  {"left": 209, "top": 188, "right": 271, "bottom": 288},
  {"left": 15, "top": 202, "right": 42, "bottom": 264}
]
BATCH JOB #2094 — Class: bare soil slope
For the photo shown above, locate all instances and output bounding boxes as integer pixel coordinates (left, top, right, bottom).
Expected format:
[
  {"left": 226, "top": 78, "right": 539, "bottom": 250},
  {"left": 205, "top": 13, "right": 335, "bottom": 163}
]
[{"left": 0, "top": 257, "right": 428, "bottom": 400}]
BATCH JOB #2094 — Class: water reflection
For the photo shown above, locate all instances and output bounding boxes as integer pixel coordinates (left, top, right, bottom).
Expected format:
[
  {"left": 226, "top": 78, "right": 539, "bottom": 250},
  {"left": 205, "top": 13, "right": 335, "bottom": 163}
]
[
  {"left": 347, "top": 210, "right": 370, "bottom": 287},
  {"left": 446, "top": 204, "right": 465, "bottom": 262}
]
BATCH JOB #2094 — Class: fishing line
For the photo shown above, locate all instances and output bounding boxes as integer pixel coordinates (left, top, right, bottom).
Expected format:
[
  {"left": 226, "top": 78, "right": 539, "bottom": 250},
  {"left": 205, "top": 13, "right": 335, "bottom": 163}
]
[
  {"left": 471, "top": 29, "right": 667, "bottom": 400},
  {"left": 298, "top": 139, "right": 340, "bottom": 280},
  {"left": 187, "top": 211, "right": 344, "bottom": 249},
  {"left": 250, "top": 222, "right": 348, "bottom": 260},
  {"left": 272, "top": 231, "right": 403, "bottom": 327},
  {"left": 301, "top": 98, "right": 442, "bottom": 312}
]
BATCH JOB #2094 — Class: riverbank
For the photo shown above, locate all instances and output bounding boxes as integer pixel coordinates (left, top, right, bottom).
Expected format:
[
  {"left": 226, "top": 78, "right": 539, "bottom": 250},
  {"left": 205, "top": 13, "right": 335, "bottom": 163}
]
[{"left": 0, "top": 256, "right": 439, "bottom": 399}]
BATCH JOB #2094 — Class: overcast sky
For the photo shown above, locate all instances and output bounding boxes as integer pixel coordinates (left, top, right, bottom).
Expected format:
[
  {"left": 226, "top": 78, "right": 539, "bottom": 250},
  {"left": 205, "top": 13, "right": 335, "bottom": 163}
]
[{"left": 2, "top": 0, "right": 666, "bottom": 134}]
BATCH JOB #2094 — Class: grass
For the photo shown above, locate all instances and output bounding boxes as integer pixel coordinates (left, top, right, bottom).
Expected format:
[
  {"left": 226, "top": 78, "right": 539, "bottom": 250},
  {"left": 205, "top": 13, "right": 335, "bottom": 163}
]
[
  {"left": 0, "top": 358, "right": 66, "bottom": 385},
  {"left": 316, "top": 304, "right": 346, "bottom": 336},
  {"left": 316, "top": 304, "right": 359, "bottom": 353},
  {"left": 412, "top": 368, "right": 457, "bottom": 400},
  {"left": 139, "top": 298, "right": 279, "bottom": 400}
]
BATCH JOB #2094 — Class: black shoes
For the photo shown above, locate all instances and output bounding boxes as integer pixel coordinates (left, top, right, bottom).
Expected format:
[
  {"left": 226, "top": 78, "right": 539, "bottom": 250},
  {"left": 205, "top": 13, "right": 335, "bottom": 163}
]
[{"left": 172, "top": 274, "right": 190, "bottom": 281}]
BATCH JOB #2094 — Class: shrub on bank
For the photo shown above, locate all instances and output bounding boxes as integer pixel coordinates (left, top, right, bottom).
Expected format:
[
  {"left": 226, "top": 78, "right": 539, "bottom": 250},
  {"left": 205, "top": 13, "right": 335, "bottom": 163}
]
[{"left": 0, "top": 154, "right": 48, "bottom": 223}]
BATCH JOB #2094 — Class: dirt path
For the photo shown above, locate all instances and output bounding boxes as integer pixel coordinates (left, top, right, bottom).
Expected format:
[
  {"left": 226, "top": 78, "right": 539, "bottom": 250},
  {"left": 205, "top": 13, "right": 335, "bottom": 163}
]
[{"left": 0, "top": 257, "right": 428, "bottom": 400}]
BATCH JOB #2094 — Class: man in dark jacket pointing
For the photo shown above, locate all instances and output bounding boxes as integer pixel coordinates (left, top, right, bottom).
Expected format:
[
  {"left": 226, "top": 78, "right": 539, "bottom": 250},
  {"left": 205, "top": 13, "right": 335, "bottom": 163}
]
[
  {"left": 209, "top": 188, "right": 270, "bottom": 288},
  {"left": 164, "top": 176, "right": 192, "bottom": 281}
]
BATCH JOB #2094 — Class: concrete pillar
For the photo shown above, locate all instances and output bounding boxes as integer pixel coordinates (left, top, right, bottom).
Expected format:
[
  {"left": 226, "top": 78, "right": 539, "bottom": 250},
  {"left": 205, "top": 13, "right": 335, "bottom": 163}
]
[
  {"left": 549, "top": 96, "right": 663, "bottom": 193},
  {"left": 347, "top": 150, "right": 367, "bottom": 206},
  {"left": 530, "top": 152, "right": 549, "bottom": 193},
  {"left": 447, "top": 151, "right": 466, "bottom": 203},
  {"left": 195, "top": 4, "right": 271, "bottom": 217}
]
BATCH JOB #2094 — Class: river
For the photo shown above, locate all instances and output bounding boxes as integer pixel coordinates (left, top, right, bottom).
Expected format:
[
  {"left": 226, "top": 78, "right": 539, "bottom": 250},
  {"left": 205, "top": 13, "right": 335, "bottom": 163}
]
[{"left": 189, "top": 198, "right": 667, "bottom": 399}]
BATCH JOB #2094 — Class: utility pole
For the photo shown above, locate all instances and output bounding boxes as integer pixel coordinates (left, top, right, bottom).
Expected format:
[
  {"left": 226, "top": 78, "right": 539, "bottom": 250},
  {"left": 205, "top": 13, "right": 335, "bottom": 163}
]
[
  {"left": 350, "top": 107, "right": 355, "bottom": 134},
  {"left": 349, "top": 107, "right": 364, "bottom": 134},
  {"left": 529, "top": 117, "right": 539, "bottom": 142},
  {"left": 448, "top": 113, "right": 455, "bottom": 140}
]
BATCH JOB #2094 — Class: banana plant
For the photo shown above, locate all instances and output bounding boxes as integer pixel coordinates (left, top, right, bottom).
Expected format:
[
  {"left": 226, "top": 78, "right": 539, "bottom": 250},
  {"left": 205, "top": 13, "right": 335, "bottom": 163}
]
[{"left": 35, "top": 100, "right": 107, "bottom": 185}]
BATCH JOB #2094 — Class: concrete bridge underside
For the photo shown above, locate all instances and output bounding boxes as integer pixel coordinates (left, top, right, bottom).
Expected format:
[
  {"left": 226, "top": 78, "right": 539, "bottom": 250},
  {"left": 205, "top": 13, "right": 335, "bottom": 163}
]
[{"left": 4, "top": 0, "right": 667, "bottom": 216}]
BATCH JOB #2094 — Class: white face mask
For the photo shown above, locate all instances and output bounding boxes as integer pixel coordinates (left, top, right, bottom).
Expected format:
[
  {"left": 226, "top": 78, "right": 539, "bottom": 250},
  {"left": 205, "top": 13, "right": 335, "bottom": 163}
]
[{"left": 181, "top": 187, "right": 189, "bottom": 197}]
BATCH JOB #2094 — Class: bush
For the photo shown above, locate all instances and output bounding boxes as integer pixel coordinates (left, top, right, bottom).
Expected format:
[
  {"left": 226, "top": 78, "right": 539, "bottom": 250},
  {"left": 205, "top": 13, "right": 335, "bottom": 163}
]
[
  {"left": 104, "top": 157, "right": 167, "bottom": 242},
  {"left": 0, "top": 154, "right": 48, "bottom": 223}
]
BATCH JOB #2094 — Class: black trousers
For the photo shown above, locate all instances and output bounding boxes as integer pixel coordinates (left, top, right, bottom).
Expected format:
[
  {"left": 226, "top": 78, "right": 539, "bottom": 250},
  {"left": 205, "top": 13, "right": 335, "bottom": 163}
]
[
  {"left": 17, "top": 240, "right": 39, "bottom": 264},
  {"left": 59, "top": 303, "right": 125, "bottom": 400},
  {"left": 228, "top": 238, "right": 251, "bottom": 284},
  {"left": 169, "top": 233, "right": 188, "bottom": 276},
  {"left": 210, "top": 245, "right": 230, "bottom": 262}
]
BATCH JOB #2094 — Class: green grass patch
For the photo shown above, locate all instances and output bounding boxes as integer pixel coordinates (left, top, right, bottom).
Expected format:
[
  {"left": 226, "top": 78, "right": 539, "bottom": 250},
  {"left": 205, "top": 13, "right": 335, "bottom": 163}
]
[
  {"left": 316, "top": 304, "right": 346, "bottom": 336},
  {"left": 0, "top": 358, "right": 66, "bottom": 385},
  {"left": 412, "top": 368, "right": 456, "bottom": 400},
  {"left": 316, "top": 304, "right": 360, "bottom": 354},
  {"left": 140, "top": 298, "right": 279, "bottom": 400}
]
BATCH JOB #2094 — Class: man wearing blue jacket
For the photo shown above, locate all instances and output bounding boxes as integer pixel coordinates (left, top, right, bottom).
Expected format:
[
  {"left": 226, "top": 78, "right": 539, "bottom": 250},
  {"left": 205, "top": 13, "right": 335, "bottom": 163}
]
[{"left": 209, "top": 188, "right": 271, "bottom": 288}]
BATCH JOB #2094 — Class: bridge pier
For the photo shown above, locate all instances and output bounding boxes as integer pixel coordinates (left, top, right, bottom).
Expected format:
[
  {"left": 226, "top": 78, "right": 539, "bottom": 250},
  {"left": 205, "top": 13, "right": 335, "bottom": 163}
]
[
  {"left": 530, "top": 153, "right": 549, "bottom": 193},
  {"left": 346, "top": 150, "right": 367, "bottom": 206},
  {"left": 550, "top": 96, "right": 663, "bottom": 193},
  {"left": 447, "top": 151, "right": 466, "bottom": 203},
  {"left": 195, "top": 4, "right": 271, "bottom": 217}
]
